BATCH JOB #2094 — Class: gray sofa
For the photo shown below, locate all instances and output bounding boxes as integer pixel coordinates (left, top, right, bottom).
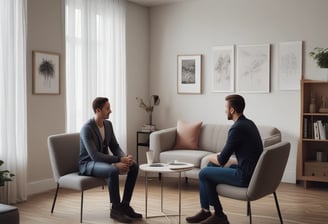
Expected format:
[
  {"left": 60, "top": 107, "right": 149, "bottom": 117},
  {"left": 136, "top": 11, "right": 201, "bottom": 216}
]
[{"left": 149, "top": 124, "right": 281, "bottom": 179}]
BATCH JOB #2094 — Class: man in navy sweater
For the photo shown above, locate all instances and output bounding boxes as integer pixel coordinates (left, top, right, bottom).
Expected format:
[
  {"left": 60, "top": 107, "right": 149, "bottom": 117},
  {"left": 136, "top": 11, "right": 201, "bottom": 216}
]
[{"left": 186, "top": 94, "right": 263, "bottom": 224}]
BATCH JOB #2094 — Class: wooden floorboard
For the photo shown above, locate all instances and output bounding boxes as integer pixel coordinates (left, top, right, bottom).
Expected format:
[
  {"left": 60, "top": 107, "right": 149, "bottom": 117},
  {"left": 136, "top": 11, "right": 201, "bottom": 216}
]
[{"left": 16, "top": 177, "right": 328, "bottom": 223}]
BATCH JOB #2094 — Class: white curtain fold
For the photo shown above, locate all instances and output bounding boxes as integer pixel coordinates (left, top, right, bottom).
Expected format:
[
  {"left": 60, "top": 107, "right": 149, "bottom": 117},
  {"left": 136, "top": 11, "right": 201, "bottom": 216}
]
[
  {"left": 65, "top": 0, "right": 127, "bottom": 149},
  {"left": 0, "top": 0, "right": 28, "bottom": 203}
]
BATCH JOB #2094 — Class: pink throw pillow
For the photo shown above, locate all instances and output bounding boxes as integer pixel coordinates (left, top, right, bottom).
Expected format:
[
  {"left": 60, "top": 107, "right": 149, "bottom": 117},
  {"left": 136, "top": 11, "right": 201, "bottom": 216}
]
[{"left": 175, "top": 120, "right": 202, "bottom": 149}]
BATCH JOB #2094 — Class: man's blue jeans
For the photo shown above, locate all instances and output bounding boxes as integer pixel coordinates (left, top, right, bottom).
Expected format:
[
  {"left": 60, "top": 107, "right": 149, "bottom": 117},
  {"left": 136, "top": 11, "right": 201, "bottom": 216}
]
[
  {"left": 86, "top": 161, "right": 139, "bottom": 207},
  {"left": 199, "top": 164, "right": 247, "bottom": 215}
]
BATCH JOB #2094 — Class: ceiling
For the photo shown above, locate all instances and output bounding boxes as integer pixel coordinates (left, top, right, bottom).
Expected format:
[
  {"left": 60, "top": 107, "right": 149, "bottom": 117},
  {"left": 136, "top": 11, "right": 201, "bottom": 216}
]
[{"left": 128, "top": 0, "right": 185, "bottom": 7}]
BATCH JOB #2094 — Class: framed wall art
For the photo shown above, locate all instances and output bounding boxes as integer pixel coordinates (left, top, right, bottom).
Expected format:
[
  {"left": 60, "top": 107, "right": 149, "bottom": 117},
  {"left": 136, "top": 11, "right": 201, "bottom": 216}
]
[
  {"left": 212, "top": 45, "right": 234, "bottom": 92},
  {"left": 33, "top": 51, "right": 60, "bottom": 94},
  {"left": 236, "top": 44, "right": 270, "bottom": 93},
  {"left": 278, "top": 41, "right": 302, "bottom": 91},
  {"left": 177, "top": 54, "right": 202, "bottom": 94}
]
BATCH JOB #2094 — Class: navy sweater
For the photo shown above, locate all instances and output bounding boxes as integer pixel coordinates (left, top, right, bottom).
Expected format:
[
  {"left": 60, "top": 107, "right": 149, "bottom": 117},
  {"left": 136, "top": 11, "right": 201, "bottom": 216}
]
[{"left": 218, "top": 115, "right": 263, "bottom": 184}]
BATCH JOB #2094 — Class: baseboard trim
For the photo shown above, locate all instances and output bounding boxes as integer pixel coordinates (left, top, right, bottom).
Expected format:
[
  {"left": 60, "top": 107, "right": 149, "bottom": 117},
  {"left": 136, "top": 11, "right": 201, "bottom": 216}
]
[{"left": 28, "top": 178, "right": 56, "bottom": 196}]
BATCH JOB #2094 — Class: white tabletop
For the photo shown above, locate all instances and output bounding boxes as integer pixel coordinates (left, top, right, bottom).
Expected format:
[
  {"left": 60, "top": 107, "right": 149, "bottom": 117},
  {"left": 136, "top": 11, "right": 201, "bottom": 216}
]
[{"left": 140, "top": 162, "right": 194, "bottom": 173}]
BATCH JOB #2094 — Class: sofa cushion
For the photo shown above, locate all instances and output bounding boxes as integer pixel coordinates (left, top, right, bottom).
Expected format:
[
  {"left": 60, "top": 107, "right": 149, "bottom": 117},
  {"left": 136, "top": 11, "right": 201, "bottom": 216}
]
[
  {"left": 175, "top": 120, "right": 202, "bottom": 149},
  {"left": 160, "top": 149, "right": 212, "bottom": 168}
]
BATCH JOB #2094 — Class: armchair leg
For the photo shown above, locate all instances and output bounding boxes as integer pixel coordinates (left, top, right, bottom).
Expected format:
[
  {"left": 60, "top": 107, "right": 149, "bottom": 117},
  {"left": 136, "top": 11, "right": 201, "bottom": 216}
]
[
  {"left": 247, "top": 201, "right": 252, "bottom": 224},
  {"left": 51, "top": 183, "right": 60, "bottom": 213},
  {"left": 80, "top": 191, "right": 84, "bottom": 223},
  {"left": 273, "top": 192, "right": 283, "bottom": 224}
]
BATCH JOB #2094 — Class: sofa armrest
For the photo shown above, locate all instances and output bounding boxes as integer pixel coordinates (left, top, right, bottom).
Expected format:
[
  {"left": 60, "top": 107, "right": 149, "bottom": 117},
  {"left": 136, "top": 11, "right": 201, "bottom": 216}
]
[
  {"left": 149, "top": 127, "right": 177, "bottom": 162},
  {"left": 257, "top": 125, "right": 281, "bottom": 147}
]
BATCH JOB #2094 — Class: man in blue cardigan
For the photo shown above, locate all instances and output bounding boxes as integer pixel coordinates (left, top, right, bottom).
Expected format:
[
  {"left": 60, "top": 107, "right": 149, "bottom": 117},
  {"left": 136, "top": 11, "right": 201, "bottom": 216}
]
[
  {"left": 186, "top": 94, "right": 263, "bottom": 224},
  {"left": 79, "top": 97, "right": 141, "bottom": 223}
]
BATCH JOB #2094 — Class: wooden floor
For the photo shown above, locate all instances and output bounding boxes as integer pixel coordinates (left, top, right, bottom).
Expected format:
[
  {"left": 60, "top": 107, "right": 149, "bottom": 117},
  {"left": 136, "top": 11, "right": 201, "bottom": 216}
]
[{"left": 16, "top": 177, "right": 328, "bottom": 224}]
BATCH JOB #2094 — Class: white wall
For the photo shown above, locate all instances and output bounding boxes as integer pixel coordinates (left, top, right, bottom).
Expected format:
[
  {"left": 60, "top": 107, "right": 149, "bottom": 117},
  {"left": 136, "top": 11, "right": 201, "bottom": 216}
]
[
  {"left": 126, "top": 3, "right": 150, "bottom": 162},
  {"left": 27, "top": 0, "right": 66, "bottom": 195},
  {"left": 149, "top": 0, "right": 328, "bottom": 183}
]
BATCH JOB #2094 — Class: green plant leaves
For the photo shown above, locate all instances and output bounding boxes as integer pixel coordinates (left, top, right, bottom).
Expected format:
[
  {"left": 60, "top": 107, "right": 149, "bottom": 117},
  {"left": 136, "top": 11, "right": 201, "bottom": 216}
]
[{"left": 309, "top": 47, "right": 328, "bottom": 68}]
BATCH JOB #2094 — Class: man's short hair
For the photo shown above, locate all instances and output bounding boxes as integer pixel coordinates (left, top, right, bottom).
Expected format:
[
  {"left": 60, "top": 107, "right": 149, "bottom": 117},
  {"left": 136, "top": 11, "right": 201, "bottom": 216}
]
[
  {"left": 225, "top": 94, "right": 245, "bottom": 113},
  {"left": 92, "top": 97, "right": 109, "bottom": 113}
]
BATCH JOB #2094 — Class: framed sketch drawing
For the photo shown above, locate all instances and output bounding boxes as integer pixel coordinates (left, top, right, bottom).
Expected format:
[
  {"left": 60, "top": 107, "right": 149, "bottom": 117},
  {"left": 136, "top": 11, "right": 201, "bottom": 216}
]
[
  {"left": 236, "top": 44, "right": 270, "bottom": 93},
  {"left": 177, "top": 54, "right": 202, "bottom": 94},
  {"left": 278, "top": 41, "right": 302, "bottom": 90},
  {"left": 212, "top": 45, "right": 234, "bottom": 92},
  {"left": 33, "top": 51, "right": 60, "bottom": 94}
]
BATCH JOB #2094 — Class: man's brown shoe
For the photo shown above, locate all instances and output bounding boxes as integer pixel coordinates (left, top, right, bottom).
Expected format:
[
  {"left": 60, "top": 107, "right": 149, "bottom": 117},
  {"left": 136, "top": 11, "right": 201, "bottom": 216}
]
[
  {"left": 200, "top": 214, "right": 230, "bottom": 224},
  {"left": 186, "top": 210, "right": 212, "bottom": 223}
]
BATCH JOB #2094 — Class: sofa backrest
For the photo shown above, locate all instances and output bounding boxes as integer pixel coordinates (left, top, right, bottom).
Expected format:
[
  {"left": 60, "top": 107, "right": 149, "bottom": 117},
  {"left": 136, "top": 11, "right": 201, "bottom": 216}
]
[
  {"left": 198, "top": 124, "right": 230, "bottom": 153},
  {"left": 198, "top": 124, "right": 281, "bottom": 153}
]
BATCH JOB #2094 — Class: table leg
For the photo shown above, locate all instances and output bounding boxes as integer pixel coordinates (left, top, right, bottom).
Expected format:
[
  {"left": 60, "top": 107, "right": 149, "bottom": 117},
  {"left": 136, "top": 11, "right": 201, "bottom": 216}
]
[
  {"left": 178, "top": 171, "right": 181, "bottom": 224},
  {"left": 161, "top": 173, "right": 163, "bottom": 212},
  {"left": 143, "top": 170, "right": 184, "bottom": 223},
  {"left": 145, "top": 172, "right": 148, "bottom": 218}
]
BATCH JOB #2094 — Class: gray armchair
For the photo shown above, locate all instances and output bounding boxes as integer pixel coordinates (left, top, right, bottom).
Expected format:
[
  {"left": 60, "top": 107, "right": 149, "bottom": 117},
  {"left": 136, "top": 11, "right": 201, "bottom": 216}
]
[
  {"left": 216, "top": 141, "right": 290, "bottom": 224},
  {"left": 47, "top": 133, "right": 106, "bottom": 223}
]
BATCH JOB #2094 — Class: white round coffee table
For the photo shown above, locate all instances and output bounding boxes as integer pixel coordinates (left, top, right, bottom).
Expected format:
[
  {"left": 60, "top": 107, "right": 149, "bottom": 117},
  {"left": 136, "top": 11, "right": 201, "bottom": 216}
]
[{"left": 140, "top": 162, "right": 194, "bottom": 224}]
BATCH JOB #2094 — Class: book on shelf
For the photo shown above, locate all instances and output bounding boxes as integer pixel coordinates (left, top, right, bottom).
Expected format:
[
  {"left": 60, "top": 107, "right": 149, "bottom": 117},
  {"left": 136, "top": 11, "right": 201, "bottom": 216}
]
[
  {"left": 313, "top": 120, "right": 327, "bottom": 140},
  {"left": 313, "top": 122, "right": 320, "bottom": 140},
  {"left": 317, "top": 120, "right": 327, "bottom": 140},
  {"left": 303, "top": 117, "right": 309, "bottom": 138}
]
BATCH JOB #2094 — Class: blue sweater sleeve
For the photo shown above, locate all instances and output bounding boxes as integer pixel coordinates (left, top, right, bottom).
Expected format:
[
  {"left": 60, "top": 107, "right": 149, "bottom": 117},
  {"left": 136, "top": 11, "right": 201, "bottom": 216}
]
[{"left": 218, "top": 126, "right": 241, "bottom": 166}]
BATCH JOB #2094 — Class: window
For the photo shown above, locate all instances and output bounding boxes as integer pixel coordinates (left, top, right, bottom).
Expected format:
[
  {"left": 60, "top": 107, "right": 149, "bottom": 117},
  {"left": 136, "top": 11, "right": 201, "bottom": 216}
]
[{"left": 65, "top": 0, "right": 127, "bottom": 149}]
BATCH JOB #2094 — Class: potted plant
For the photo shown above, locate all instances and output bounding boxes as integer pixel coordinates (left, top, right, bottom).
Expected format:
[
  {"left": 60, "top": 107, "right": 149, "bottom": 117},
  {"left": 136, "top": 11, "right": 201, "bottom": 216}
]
[
  {"left": 0, "top": 160, "right": 15, "bottom": 186},
  {"left": 309, "top": 47, "right": 328, "bottom": 68}
]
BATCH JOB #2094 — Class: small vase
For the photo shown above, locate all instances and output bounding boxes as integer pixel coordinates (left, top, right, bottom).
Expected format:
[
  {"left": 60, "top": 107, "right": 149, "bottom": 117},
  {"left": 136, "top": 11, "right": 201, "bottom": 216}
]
[{"left": 309, "top": 103, "right": 316, "bottom": 113}]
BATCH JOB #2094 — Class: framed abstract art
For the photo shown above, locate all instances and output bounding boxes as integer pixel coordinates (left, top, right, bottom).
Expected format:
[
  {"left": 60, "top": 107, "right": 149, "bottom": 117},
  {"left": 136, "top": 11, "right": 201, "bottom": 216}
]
[{"left": 33, "top": 51, "right": 60, "bottom": 94}]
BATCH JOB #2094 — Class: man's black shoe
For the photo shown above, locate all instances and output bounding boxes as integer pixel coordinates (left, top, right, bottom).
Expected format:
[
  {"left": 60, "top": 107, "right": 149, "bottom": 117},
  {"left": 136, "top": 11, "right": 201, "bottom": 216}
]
[
  {"left": 121, "top": 204, "right": 143, "bottom": 219},
  {"left": 186, "top": 209, "right": 212, "bottom": 223},
  {"left": 110, "top": 207, "right": 132, "bottom": 223}
]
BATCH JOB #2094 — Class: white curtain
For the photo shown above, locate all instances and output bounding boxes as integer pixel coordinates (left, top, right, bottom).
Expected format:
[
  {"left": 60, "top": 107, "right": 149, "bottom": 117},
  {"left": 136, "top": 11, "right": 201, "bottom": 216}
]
[
  {"left": 65, "top": 0, "right": 127, "bottom": 149},
  {"left": 0, "top": 0, "right": 27, "bottom": 203}
]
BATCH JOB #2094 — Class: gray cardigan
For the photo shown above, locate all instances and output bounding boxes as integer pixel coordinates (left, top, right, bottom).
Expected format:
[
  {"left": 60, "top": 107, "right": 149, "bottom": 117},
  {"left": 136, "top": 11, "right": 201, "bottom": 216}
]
[{"left": 79, "top": 118, "right": 125, "bottom": 175}]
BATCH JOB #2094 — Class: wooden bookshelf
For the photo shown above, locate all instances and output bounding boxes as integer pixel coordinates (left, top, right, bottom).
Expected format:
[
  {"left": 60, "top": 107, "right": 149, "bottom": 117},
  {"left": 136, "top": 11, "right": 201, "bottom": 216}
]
[{"left": 297, "top": 79, "right": 328, "bottom": 188}]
